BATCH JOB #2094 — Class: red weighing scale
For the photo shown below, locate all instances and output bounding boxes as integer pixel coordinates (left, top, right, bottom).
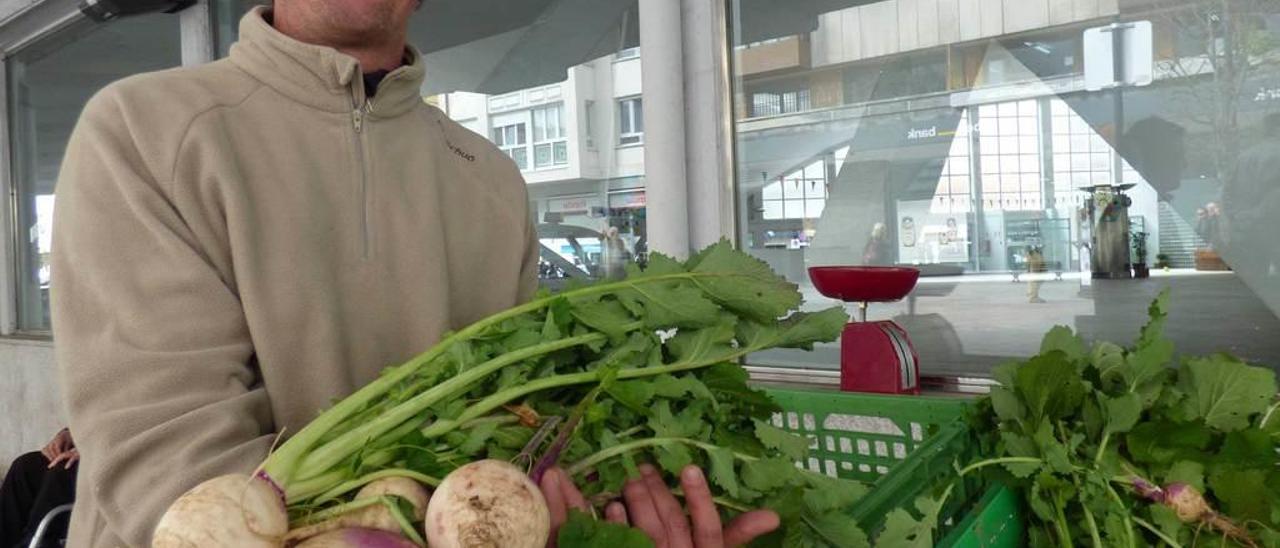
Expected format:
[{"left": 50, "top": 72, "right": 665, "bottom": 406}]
[{"left": 808, "top": 266, "right": 922, "bottom": 395}]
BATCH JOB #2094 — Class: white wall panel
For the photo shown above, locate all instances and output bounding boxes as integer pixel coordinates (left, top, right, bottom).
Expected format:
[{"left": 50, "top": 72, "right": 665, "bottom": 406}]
[
  {"left": 937, "top": 0, "right": 962, "bottom": 43},
  {"left": 1075, "top": 0, "right": 1100, "bottom": 20},
  {"left": 841, "top": 6, "right": 863, "bottom": 62},
  {"left": 1049, "top": 0, "right": 1077, "bottom": 25},
  {"left": 898, "top": 0, "right": 920, "bottom": 52},
  {"left": 917, "top": 0, "right": 941, "bottom": 48},
  {"left": 978, "top": 0, "right": 1003, "bottom": 38},
  {"left": 957, "top": 0, "right": 982, "bottom": 41},
  {"left": 1003, "top": 0, "right": 1048, "bottom": 34},
  {"left": 861, "top": 0, "right": 899, "bottom": 58}
]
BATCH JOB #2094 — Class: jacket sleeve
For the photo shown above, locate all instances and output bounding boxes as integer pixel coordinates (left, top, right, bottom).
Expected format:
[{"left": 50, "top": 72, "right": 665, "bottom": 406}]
[
  {"left": 51, "top": 89, "right": 275, "bottom": 546},
  {"left": 517, "top": 215, "right": 541, "bottom": 303}
]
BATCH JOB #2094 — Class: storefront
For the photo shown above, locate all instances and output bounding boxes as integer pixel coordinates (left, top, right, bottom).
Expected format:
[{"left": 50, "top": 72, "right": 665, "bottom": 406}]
[{"left": 0, "top": 0, "right": 1276, "bottom": 474}]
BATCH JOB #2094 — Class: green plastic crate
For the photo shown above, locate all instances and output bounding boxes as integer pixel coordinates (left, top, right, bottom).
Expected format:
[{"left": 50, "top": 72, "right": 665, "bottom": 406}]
[{"left": 763, "top": 387, "right": 1021, "bottom": 546}]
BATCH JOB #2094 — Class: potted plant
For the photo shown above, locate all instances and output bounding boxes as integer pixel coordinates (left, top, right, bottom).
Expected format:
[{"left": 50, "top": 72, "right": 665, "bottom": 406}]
[
  {"left": 1155, "top": 253, "right": 1172, "bottom": 271},
  {"left": 1131, "top": 231, "right": 1150, "bottom": 279}
]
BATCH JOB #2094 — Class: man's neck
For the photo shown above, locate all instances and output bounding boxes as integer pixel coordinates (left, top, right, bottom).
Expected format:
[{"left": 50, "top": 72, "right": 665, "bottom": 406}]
[
  {"left": 335, "top": 43, "right": 405, "bottom": 74},
  {"left": 270, "top": 11, "right": 406, "bottom": 73}
]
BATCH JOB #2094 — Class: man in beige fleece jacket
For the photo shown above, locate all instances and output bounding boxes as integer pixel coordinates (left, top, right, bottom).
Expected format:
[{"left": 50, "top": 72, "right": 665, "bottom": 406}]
[
  {"left": 50, "top": 1, "right": 539, "bottom": 545},
  {"left": 51, "top": 1, "right": 785, "bottom": 546}
]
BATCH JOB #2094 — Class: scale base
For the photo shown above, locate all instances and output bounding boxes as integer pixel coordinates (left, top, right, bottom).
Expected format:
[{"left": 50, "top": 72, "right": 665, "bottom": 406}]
[{"left": 839, "top": 321, "right": 921, "bottom": 395}]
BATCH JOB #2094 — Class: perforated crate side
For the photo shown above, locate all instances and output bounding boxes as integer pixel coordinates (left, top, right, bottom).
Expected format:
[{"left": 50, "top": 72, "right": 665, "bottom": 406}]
[{"left": 763, "top": 388, "right": 970, "bottom": 484}]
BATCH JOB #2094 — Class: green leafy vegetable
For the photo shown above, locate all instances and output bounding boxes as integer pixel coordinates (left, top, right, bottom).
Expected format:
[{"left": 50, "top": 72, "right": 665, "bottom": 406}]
[
  {"left": 961, "top": 289, "right": 1280, "bottom": 548},
  {"left": 243, "top": 241, "right": 866, "bottom": 546},
  {"left": 557, "top": 510, "right": 653, "bottom": 548},
  {"left": 1178, "top": 354, "right": 1277, "bottom": 432}
]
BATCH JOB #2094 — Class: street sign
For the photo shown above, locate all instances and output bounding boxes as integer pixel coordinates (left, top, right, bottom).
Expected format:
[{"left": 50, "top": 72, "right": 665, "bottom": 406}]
[{"left": 1084, "top": 21, "right": 1154, "bottom": 91}]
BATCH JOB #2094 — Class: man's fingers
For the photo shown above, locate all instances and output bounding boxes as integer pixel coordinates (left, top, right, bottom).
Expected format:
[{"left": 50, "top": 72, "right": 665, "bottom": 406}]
[
  {"left": 623, "top": 475, "right": 666, "bottom": 545},
  {"left": 723, "top": 510, "right": 781, "bottom": 548},
  {"left": 47, "top": 453, "right": 68, "bottom": 470},
  {"left": 605, "top": 502, "right": 628, "bottom": 525},
  {"left": 678, "top": 466, "right": 723, "bottom": 548},
  {"left": 539, "top": 468, "right": 569, "bottom": 528},
  {"left": 65, "top": 451, "right": 79, "bottom": 470},
  {"left": 555, "top": 468, "right": 589, "bottom": 512},
  {"left": 640, "top": 465, "right": 692, "bottom": 548}
]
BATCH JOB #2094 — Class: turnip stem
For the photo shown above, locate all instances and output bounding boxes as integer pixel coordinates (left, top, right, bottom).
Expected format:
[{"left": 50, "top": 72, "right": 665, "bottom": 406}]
[
  {"left": 1133, "top": 516, "right": 1183, "bottom": 547},
  {"left": 1260, "top": 401, "right": 1278, "bottom": 429},
  {"left": 263, "top": 271, "right": 710, "bottom": 485},
  {"left": 1094, "top": 432, "right": 1111, "bottom": 467},
  {"left": 670, "top": 488, "right": 751, "bottom": 512},
  {"left": 956, "top": 457, "right": 1043, "bottom": 477},
  {"left": 1053, "top": 497, "right": 1075, "bottom": 548},
  {"left": 615, "top": 425, "right": 646, "bottom": 439},
  {"left": 1101, "top": 482, "right": 1137, "bottom": 547},
  {"left": 293, "top": 333, "right": 607, "bottom": 481},
  {"left": 312, "top": 469, "right": 441, "bottom": 505},
  {"left": 566, "top": 437, "right": 758, "bottom": 477},
  {"left": 387, "top": 498, "right": 427, "bottom": 547},
  {"left": 422, "top": 350, "right": 756, "bottom": 440},
  {"left": 1083, "top": 505, "right": 1104, "bottom": 548},
  {"left": 290, "top": 495, "right": 385, "bottom": 527}
]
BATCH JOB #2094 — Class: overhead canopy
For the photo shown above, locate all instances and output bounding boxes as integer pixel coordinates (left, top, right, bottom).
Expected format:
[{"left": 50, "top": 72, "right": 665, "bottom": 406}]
[
  {"left": 413, "top": 0, "right": 888, "bottom": 95},
  {"left": 414, "top": 0, "right": 638, "bottom": 95},
  {"left": 731, "top": 0, "right": 881, "bottom": 44}
]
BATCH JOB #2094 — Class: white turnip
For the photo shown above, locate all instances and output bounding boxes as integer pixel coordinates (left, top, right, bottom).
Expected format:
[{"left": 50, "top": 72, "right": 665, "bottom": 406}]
[
  {"left": 293, "top": 528, "right": 418, "bottom": 548},
  {"left": 424, "top": 460, "right": 550, "bottom": 548},
  {"left": 152, "top": 473, "right": 288, "bottom": 548},
  {"left": 1133, "top": 479, "right": 1258, "bottom": 548},
  {"left": 285, "top": 476, "right": 430, "bottom": 543}
]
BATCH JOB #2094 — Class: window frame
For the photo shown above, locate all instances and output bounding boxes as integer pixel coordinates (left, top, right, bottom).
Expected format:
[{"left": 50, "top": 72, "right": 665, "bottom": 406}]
[
  {"left": 531, "top": 102, "right": 569, "bottom": 169},
  {"left": 0, "top": 2, "right": 201, "bottom": 337},
  {"left": 618, "top": 97, "right": 644, "bottom": 147},
  {"left": 492, "top": 122, "right": 530, "bottom": 170}
]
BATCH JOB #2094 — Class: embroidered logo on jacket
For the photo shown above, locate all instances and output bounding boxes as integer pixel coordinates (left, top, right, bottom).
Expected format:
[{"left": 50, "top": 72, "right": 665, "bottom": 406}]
[{"left": 445, "top": 140, "right": 476, "bottom": 163}]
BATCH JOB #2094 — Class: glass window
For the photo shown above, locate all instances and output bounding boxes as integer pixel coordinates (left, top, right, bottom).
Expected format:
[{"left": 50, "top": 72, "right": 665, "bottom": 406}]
[
  {"left": 214, "top": 0, "right": 269, "bottom": 57},
  {"left": 532, "top": 103, "right": 567, "bottom": 168},
  {"left": 492, "top": 123, "right": 529, "bottom": 169},
  {"left": 618, "top": 98, "right": 643, "bottom": 146},
  {"left": 422, "top": 4, "right": 646, "bottom": 289},
  {"left": 731, "top": 0, "right": 1280, "bottom": 379},
  {"left": 8, "top": 17, "right": 182, "bottom": 332}
]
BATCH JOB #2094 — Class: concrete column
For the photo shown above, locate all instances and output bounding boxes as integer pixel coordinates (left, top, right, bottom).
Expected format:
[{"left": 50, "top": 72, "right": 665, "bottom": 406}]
[
  {"left": 682, "top": 0, "right": 736, "bottom": 250},
  {"left": 640, "top": 0, "right": 691, "bottom": 259},
  {"left": 179, "top": 0, "right": 215, "bottom": 66}
]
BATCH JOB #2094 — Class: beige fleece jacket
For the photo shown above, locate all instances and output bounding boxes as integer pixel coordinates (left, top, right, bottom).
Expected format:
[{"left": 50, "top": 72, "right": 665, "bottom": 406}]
[{"left": 51, "top": 8, "right": 537, "bottom": 547}]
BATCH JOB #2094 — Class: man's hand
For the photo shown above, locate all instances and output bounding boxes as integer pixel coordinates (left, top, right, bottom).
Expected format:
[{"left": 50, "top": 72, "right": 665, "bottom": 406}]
[
  {"left": 540, "top": 467, "right": 591, "bottom": 547},
  {"left": 40, "top": 428, "right": 75, "bottom": 465},
  {"left": 540, "top": 464, "right": 780, "bottom": 548},
  {"left": 48, "top": 448, "right": 80, "bottom": 470}
]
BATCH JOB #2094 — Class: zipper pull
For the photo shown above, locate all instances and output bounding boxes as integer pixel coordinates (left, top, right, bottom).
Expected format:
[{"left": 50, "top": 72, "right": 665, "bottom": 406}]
[{"left": 353, "top": 100, "right": 374, "bottom": 133}]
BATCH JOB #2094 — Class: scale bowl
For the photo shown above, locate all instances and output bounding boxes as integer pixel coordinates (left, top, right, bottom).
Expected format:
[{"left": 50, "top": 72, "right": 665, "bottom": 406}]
[{"left": 808, "top": 266, "right": 921, "bottom": 303}]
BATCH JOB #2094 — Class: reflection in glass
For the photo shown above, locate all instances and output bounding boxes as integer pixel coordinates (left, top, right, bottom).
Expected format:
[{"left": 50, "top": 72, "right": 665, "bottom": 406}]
[
  {"left": 419, "top": 3, "right": 645, "bottom": 290},
  {"left": 8, "top": 17, "right": 182, "bottom": 331},
  {"left": 731, "top": 0, "right": 1280, "bottom": 376}
]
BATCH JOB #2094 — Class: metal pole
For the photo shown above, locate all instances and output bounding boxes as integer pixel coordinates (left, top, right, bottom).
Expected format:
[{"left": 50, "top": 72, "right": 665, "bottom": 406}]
[
  {"left": 640, "top": 0, "right": 691, "bottom": 259},
  {"left": 179, "top": 0, "right": 215, "bottom": 66},
  {"left": 682, "top": 0, "right": 736, "bottom": 250},
  {"left": 1111, "top": 20, "right": 1126, "bottom": 188}
]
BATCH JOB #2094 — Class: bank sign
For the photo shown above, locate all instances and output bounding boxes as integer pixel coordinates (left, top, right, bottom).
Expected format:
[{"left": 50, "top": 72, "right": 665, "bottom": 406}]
[{"left": 848, "top": 108, "right": 965, "bottom": 152}]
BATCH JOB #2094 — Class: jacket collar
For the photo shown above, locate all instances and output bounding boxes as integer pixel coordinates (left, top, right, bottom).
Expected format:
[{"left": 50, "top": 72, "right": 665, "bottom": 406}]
[{"left": 229, "top": 6, "right": 426, "bottom": 118}]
